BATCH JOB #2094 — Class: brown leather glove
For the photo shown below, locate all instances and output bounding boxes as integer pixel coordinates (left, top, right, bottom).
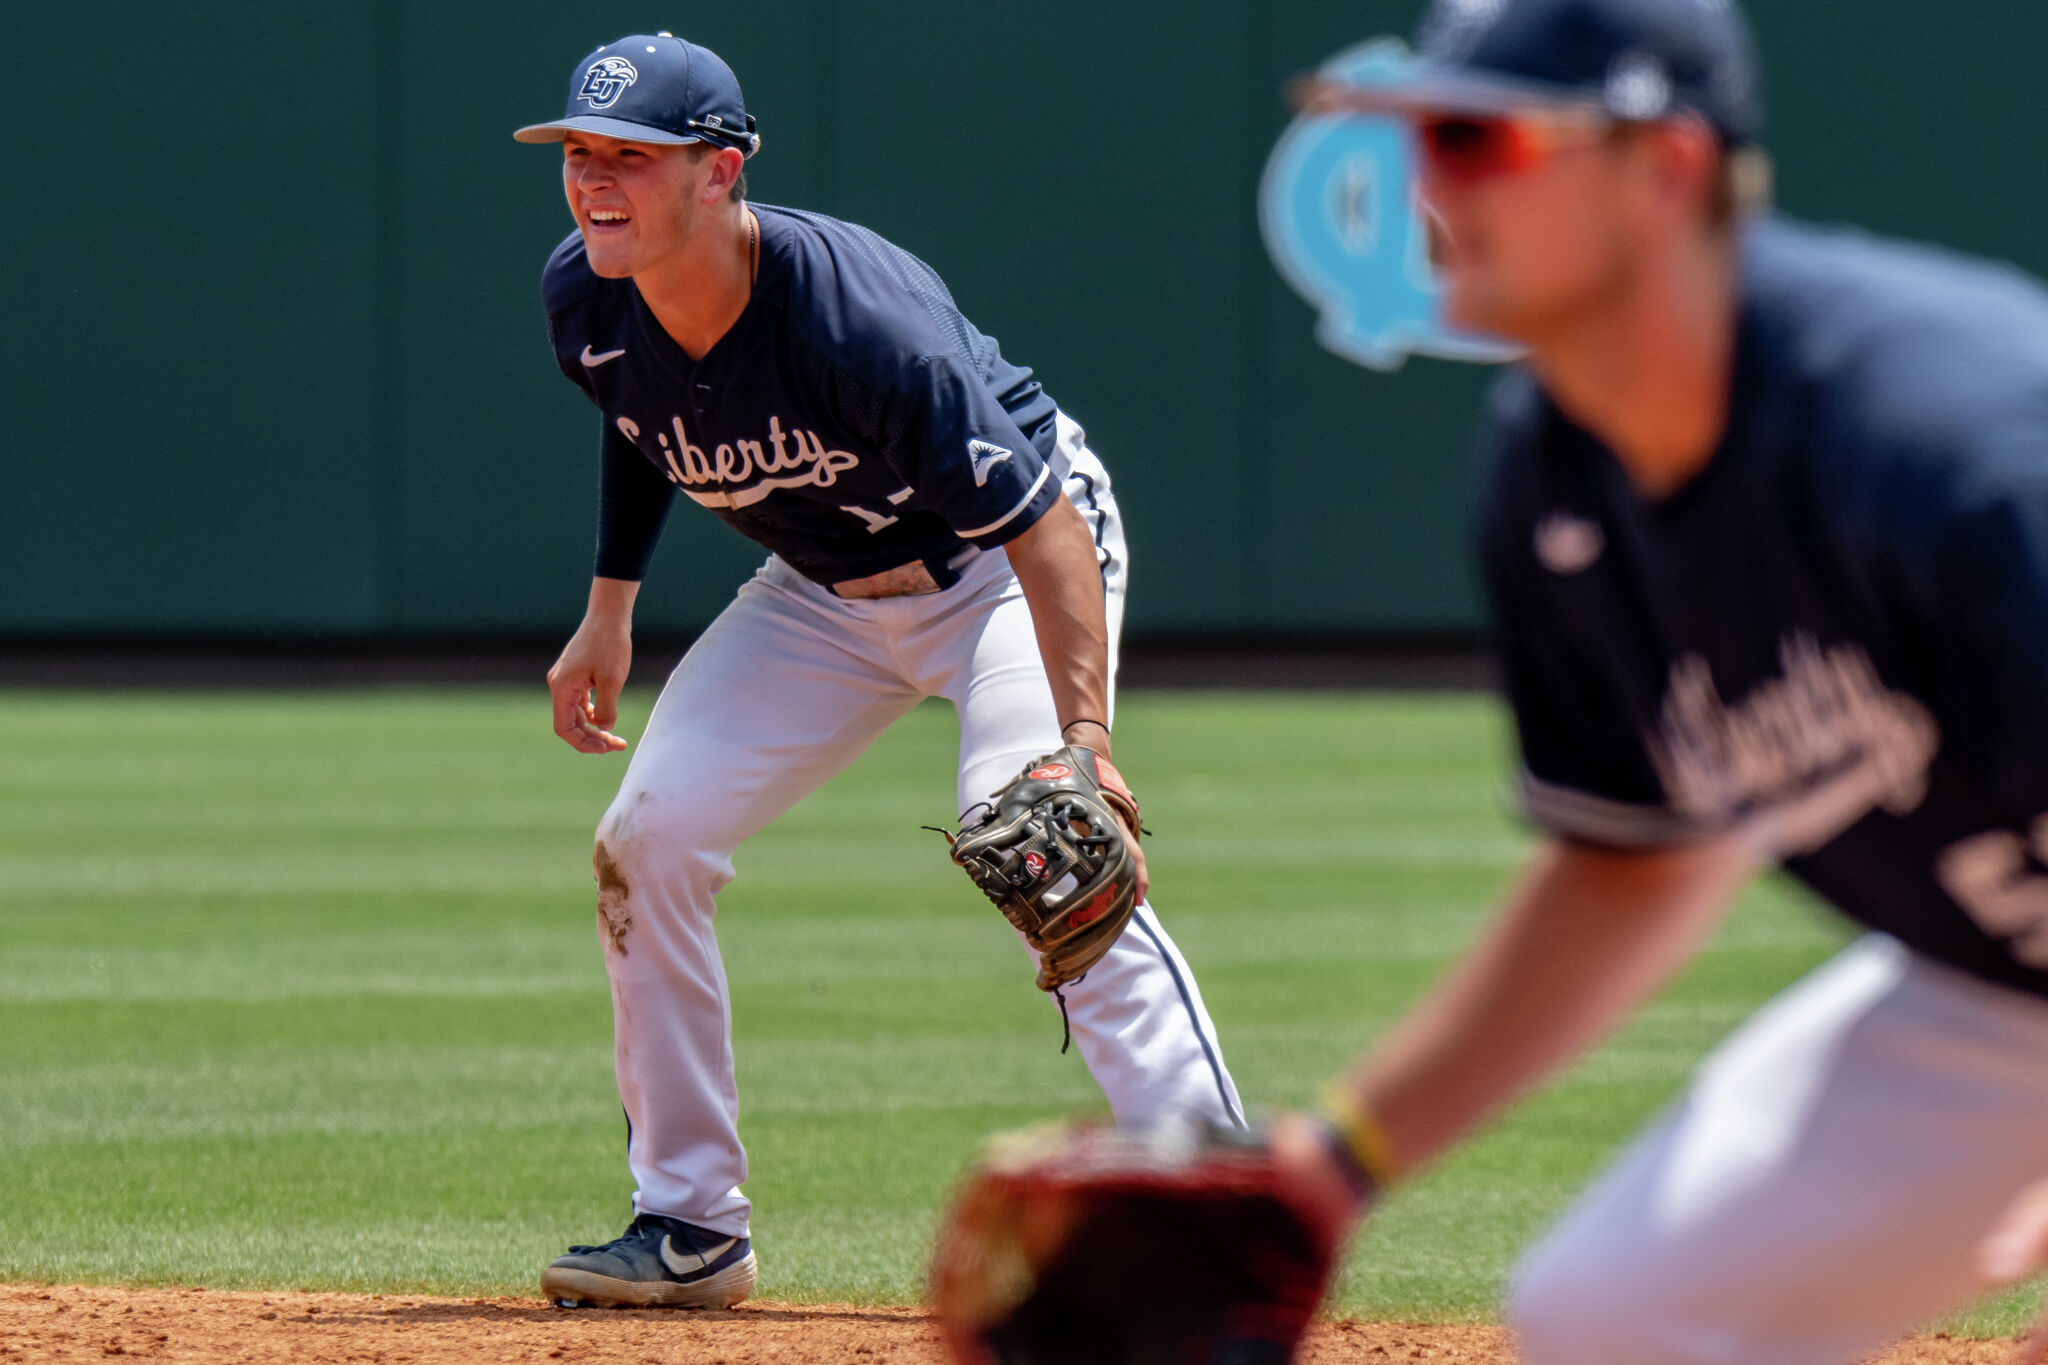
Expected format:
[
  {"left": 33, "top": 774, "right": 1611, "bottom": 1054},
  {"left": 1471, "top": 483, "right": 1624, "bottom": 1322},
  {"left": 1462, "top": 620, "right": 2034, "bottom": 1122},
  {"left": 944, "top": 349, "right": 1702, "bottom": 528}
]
[
  {"left": 931, "top": 1117, "right": 1340, "bottom": 1365},
  {"left": 940, "top": 747, "right": 1143, "bottom": 993}
]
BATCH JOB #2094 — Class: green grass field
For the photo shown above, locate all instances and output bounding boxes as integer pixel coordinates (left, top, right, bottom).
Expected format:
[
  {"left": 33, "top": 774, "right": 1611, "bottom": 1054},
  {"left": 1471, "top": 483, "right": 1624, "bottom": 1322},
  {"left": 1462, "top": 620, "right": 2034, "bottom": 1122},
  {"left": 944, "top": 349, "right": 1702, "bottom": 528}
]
[{"left": 0, "top": 688, "right": 2035, "bottom": 1334}]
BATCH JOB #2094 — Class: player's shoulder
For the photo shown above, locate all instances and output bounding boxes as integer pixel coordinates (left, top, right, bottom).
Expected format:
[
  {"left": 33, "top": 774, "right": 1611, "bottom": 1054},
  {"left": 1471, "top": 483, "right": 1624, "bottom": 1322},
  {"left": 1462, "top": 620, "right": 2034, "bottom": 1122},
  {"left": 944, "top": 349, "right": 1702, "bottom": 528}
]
[
  {"left": 541, "top": 229, "right": 630, "bottom": 321},
  {"left": 1751, "top": 217, "right": 2048, "bottom": 521},
  {"left": 757, "top": 204, "right": 983, "bottom": 381},
  {"left": 1747, "top": 214, "right": 2048, "bottom": 330},
  {"left": 1748, "top": 216, "right": 2048, "bottom": 434}
]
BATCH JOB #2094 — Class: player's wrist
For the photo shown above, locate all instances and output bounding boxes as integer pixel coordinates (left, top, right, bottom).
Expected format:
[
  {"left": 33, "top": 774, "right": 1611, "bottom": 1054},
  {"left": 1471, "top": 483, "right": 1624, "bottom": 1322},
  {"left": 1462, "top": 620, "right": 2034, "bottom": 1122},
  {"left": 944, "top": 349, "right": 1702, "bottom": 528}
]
[
  {"left": 578, "top": 599, "right": 637, "bottom": 632},
  {"left": 1316, "top": 1083, "right": 1399, "bottom": 1208},
  {"left": 1059, "top": 718, "right": 1111, "bottom": 750},
  {"left": 585, "top": 576, "right": 641, "bottom": 622}
]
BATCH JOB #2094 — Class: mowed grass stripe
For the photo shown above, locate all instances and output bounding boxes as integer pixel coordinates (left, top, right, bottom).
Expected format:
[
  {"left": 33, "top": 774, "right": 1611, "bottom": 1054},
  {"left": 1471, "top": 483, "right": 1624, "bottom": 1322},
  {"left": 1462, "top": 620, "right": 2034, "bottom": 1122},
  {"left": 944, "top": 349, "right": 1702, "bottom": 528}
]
[
  {"left": 3, "top": 689, "right": 2031, "bottom": 1331},
  {"left": 2, "top": 1036, "right": 1110, "bottom": 1149},
  {"left": 0, "top": 895, "right": 1614, "bottom": 1003}
]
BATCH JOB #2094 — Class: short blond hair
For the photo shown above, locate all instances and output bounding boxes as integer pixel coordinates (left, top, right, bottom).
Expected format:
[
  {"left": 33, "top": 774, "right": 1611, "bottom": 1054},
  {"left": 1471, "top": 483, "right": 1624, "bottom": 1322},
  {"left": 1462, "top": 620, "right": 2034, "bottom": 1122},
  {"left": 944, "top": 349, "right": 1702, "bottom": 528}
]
[{"left": 1709, "top": 145, "right": 1774, "bottom": 228}]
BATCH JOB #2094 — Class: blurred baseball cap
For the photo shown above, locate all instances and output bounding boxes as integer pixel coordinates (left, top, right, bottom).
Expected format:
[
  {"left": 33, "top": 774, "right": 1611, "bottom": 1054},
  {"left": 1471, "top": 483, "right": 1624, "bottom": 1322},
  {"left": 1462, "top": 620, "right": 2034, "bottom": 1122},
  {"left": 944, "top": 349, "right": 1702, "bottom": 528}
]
[
  {"left": 514, "top": 33, "right": 760, "bottom": 154},
  {"left": 1317, "top": 0, "right": 1762, "bottom": 144}
]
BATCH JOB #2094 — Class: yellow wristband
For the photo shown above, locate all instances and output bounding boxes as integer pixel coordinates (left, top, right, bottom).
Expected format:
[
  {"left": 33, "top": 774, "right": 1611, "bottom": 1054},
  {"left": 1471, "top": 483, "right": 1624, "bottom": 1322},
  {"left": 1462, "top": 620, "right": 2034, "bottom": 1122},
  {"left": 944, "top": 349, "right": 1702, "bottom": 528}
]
[{"left": 1319, "top": 1084, "right": 1400, "bottom": 1189}]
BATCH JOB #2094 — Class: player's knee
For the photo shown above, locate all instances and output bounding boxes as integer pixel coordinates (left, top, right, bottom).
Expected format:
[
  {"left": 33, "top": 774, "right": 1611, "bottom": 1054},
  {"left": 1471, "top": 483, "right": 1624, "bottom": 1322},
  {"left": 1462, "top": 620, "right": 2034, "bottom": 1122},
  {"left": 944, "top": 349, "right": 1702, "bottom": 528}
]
[
  {"left": 592, "top": 783, "right": 732, "bottom": 894},
  {"left": 592, "top": 804, "right": 640, "bottom": 884},
  {"left": 1509, "top": 1223, "right": 1655, "bottom": 1365},
  {"left": 592, "top": 793, "right": 642, "bottom": 859},
  {"left": 597, "top": 782, "right": 708, "bottom": 860}
]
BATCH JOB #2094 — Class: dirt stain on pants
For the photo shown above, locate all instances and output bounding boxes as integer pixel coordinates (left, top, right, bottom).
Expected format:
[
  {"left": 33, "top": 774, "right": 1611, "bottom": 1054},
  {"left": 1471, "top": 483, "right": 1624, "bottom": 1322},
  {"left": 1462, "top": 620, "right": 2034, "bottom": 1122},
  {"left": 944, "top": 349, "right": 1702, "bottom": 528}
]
[{"left": 594, "top": 841, "right": 632, "bottom": 956}]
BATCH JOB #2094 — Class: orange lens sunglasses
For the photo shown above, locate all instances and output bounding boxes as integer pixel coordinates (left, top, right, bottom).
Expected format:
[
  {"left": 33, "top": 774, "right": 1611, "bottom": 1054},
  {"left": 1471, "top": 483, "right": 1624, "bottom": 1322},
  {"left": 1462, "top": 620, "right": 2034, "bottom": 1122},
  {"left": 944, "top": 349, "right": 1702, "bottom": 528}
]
[{"left": 1416, "top": 113, "right": 1610, "bottom": 182}]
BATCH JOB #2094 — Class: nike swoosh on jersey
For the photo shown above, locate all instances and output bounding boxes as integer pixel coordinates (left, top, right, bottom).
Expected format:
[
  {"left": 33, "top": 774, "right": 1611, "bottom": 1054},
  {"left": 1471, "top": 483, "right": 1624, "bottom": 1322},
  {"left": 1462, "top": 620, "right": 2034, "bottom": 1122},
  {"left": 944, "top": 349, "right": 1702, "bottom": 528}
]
[
  {"left": 659, "top": 1234, "right": 739, "bottom": 1277},
  {"left": 1533, "top": 511, "right": 1604, "bottom": 574},
  {"left": 581, "top": 345, "right": 627, "bottom": 368},
  {"left": 968, "top": 439, "right": 1013, "bottom": 487}
]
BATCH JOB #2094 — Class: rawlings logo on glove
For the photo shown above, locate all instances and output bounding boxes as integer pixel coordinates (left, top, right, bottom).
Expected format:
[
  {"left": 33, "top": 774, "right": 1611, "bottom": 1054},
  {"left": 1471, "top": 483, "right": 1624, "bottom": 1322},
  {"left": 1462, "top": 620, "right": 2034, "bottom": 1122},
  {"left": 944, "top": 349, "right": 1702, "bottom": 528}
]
[{"left": 934, "top": 746, "right": 1144, "bottom": 996}]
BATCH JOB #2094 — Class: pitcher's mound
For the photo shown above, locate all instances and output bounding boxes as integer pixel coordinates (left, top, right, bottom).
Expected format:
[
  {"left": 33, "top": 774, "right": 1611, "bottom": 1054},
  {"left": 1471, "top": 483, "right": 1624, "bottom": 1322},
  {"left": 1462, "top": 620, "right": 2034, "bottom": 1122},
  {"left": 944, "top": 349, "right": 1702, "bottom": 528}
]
[{"left": 0, "top": 1283, "right": 2021, "bottom": 1363}]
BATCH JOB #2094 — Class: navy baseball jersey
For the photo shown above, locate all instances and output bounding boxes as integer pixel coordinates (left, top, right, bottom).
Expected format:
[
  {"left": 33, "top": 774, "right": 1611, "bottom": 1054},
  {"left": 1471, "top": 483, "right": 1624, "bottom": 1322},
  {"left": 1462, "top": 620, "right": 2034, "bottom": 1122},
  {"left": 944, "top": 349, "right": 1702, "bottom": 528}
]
[
  {"left": 543, "top": 205, "right": 1065, "bottom": 587},
  {"left": 1482, "top": 216, "right": 2048, "bottom": 998}
]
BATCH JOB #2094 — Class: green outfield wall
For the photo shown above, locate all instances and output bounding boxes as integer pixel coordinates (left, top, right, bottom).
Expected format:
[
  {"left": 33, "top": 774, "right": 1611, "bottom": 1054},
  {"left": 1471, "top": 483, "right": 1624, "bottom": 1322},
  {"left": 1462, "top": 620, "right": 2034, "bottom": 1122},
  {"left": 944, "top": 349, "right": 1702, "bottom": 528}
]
[{"left": 5, "top": 2, "right": 2045, "bottom": 639}]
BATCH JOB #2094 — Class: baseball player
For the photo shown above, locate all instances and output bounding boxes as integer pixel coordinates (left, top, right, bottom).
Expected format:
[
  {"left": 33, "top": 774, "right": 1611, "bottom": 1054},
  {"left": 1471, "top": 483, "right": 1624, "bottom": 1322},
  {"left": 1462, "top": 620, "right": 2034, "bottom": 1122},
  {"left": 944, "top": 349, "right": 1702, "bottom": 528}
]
[
  {"left": 933, "top": 0, "right": 2048, "bottom": 1360},
  {"left": 511, "top": 33, "right": 1243, "bottom": 1310},
  {"left": 1285, "top": 0, "right": 2048, "bottom": 1359}
]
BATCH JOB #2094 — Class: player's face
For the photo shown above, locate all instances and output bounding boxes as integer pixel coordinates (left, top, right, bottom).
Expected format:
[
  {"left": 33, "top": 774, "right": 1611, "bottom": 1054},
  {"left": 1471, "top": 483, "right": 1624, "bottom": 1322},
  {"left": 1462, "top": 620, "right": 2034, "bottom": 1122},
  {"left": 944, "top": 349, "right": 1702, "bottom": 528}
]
[
  {"left": 561, "top": 133, "right": 716, "bottom": 278},
  {"left": 1414, "top": 112, "right": 1641, "bottom": 344}
]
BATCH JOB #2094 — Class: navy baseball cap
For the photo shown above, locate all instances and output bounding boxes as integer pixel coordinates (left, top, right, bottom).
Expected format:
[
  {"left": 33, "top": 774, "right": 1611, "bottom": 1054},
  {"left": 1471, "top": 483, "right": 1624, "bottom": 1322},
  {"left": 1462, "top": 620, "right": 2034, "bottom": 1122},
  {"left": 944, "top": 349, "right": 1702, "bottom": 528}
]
[
  {"left": 1326, "top": 0, "right": 1761, "bottom": 144},
  {"left": 514, "top": 33, "right": 759, "bottom": 155}
]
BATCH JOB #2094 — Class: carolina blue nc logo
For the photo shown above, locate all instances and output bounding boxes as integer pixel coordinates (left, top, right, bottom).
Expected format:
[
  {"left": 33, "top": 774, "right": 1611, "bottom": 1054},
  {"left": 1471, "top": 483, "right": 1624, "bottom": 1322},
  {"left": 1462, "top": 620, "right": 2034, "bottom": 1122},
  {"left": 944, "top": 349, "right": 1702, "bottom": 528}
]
[
  {"left": 1259, "top": 40, "right": 1521, "bottom": 372},
  {"left": 579, "top": 56, "right": 639, "bottom": 111}
]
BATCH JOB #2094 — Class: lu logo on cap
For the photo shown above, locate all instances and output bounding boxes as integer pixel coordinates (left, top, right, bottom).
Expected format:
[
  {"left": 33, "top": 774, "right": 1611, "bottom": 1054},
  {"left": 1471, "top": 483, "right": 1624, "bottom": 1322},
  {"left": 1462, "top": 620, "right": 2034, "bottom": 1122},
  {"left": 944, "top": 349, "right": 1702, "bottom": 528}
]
[{"left": 579, "top": 57, "right": 639, "bottom": 110}]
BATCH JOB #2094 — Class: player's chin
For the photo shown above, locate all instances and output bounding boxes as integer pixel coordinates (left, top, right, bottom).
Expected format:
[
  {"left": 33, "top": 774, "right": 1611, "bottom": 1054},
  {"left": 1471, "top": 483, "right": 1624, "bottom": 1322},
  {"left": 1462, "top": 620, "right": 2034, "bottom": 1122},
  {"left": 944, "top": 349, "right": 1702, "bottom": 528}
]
[
  {"left": 579, "top": 235, "right": 641, "bottom": 278},
  {"left": 1442, "top": 280, "right": 1534, "bottom": 347}
]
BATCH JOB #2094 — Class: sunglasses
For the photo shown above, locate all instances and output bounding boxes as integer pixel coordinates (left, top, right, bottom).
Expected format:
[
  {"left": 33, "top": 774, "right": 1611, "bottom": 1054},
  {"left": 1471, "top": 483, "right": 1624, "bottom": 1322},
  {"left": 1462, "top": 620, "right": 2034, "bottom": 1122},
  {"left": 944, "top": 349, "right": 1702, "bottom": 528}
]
[{"left": 1415, "top": 112, "right": 1612, "bottom": 182}]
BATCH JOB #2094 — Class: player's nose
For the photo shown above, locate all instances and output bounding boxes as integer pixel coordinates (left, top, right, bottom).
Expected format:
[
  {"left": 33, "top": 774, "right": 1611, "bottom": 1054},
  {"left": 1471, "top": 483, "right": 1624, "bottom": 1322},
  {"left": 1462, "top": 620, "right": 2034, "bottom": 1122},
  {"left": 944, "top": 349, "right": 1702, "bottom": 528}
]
[{"left": 574, "top": 156, "right": 617, "bottom": 193}]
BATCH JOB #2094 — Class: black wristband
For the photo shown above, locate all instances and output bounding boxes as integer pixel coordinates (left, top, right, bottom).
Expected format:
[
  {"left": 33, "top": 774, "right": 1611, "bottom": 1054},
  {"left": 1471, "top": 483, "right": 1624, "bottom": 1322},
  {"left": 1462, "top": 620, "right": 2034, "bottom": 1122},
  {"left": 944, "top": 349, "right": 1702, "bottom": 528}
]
[
  {"left": 1317, "top": 1117, "right": 1381, "bottom": 1207},
  {"left": 1060, "top": 718, "right": 1110, "bottom": 735}
]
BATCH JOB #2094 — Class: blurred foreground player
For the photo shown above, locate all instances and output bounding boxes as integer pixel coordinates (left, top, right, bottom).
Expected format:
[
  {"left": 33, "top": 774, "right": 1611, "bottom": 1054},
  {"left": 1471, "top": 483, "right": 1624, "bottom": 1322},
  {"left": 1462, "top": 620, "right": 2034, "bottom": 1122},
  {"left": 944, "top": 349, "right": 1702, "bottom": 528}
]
[
  {"left": 512, "top": 33, "right": 1242, "bottom": 1310},
  {"left": 935, "top": 0, "right": 2048, "bottom": 1360}
]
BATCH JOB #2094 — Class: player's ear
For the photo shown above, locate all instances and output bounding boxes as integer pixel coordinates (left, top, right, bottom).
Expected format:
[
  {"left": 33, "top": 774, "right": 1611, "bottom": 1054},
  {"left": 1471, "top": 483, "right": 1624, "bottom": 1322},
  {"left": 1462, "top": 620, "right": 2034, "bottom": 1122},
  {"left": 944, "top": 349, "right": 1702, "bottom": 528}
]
[
  {"left": 1641, "top": 116, "right": 1721, "bottom": 225},
  {"left": 701, "top": 146, "right": 746, "bottom": 205}
]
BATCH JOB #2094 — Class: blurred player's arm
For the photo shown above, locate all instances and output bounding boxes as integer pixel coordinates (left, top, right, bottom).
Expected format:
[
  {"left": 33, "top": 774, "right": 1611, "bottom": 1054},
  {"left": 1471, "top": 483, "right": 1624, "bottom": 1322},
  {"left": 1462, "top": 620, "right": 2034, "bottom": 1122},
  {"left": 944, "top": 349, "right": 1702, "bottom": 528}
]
[
  {"left": 1303, "top": 832, "right": 1757, "bottom": 1199},
  {"left": 1299, "top": 403, "right": 1764, "bottom": 1190},
  {"left": 547, "top": 426, "right": 677, "bottom": 754}
]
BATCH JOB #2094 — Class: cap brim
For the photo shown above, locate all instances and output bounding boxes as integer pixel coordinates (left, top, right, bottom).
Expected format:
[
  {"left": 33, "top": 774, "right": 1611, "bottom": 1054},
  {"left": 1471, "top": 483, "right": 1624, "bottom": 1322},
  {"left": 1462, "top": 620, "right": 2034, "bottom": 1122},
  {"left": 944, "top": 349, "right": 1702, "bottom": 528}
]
[
  {"left": 1295, "top": 63, "right": 1606, "bottom": 120},
  {"left": 512, "top": 115, "right": 712, "bottom": 146}
]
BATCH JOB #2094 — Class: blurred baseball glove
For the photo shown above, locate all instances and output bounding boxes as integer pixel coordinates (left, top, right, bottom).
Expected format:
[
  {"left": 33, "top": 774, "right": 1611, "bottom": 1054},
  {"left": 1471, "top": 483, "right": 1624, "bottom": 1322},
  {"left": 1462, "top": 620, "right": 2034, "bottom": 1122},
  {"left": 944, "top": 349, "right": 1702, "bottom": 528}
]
[
  {"left": 930, "top": 1118, "right": 1338, "bottom": 1365},
  {"left": 938, "top": 746, "right": 1144, "bottom": 995}
]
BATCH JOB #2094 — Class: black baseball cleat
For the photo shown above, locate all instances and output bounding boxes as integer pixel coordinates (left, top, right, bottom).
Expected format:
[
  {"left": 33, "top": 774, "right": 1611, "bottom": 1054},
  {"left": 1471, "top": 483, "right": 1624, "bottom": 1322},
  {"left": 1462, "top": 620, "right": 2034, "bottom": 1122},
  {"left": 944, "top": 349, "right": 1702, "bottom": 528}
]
[{"left": 541, "top": 1213, "right": 757, "bottom": 1309}]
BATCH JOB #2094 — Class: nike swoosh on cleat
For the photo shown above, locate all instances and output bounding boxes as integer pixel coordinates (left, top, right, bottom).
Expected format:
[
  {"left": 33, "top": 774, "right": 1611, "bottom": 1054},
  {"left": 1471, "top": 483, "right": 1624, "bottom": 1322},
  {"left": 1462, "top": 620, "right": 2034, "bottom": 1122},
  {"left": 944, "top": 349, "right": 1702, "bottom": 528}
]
[
  {"left": 581, "top": 345, "right": 627, "bottom": 367},
  {"left": 659, "top": 1234, "right": 739, "bottom": 1277}
]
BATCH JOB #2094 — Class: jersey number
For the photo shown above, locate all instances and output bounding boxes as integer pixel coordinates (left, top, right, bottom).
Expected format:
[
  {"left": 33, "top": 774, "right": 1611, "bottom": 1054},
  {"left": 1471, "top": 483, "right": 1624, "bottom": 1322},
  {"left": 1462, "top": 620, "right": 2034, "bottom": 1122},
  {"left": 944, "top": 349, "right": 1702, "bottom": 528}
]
[
  {"left": 840, "top": 505, "right": 899, "bottom": 534},
  {"left": 1936, "top": 815, "right": 2048, "bottom": 967},
  {"left": 841, "top": 489, "right": 915, "bottom": 535}
]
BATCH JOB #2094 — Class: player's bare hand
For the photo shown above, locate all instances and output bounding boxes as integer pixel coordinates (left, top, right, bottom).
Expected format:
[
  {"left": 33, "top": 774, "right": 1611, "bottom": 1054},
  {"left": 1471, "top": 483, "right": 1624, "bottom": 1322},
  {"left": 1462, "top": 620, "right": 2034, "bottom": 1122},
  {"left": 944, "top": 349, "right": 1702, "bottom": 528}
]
[
  {"left": 1981, "top": 1176, "right": 2048, "bottom": 1363},
  {"left": 547, "top": 612, "right": 633, "bottom": 754},
  {"left": 1268, "top": 1109, "right": 1375, "bottom": 1257}
]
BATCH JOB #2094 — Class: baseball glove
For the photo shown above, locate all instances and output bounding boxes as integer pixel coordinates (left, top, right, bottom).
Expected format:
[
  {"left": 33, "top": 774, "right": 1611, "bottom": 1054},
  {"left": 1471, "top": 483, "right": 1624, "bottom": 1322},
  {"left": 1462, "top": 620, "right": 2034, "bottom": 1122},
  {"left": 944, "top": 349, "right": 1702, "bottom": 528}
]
[
  {"left": 939, "top": 746, "right": 1144, "bottom": 995},
  {"left": 930, "top": 1118, "right": 1338, "bottom": 1365}
]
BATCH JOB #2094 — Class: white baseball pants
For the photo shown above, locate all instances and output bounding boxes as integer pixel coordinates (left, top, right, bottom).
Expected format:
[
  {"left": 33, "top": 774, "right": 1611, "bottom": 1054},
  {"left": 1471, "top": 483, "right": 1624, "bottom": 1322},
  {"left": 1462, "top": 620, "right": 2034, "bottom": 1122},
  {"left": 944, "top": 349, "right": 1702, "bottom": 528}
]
[
  {"left": 1511, "top": 933, "right": 2048, "bottom": 1365},
  {"left": 589, "top": 418, "right": 1243, "bottom": 1235}
]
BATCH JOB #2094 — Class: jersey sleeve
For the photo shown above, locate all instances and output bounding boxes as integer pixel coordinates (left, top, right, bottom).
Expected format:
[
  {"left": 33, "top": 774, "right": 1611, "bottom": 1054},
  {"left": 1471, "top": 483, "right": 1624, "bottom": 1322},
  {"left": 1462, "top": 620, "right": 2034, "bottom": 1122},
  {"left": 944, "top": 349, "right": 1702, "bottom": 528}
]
[
  {"left": 840, "top": 353, "right": 1062, "bottom": 549},
  {"left": 1479, "top": 387, "right": 1717, "bottom": 849},
  {"left": 593, "top": 420, "right": 676, "bottom": 582}
]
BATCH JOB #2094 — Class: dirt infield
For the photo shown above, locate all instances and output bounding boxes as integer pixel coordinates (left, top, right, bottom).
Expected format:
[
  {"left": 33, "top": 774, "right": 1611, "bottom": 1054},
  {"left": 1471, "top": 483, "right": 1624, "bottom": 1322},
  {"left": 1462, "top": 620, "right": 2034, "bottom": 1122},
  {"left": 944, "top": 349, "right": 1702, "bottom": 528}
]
[{"left": 0, "top": 1284, "right": 2023, "bottom": 1363}]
